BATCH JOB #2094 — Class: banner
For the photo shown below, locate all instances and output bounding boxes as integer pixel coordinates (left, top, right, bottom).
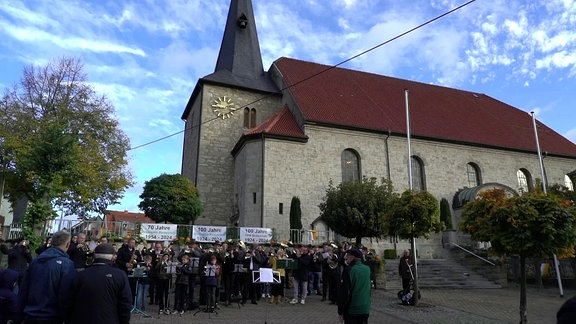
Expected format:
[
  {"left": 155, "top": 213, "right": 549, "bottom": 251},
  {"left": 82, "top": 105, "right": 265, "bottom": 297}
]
[
  {"left": 140, "top": 223, "right": 177, "bottom": 241},
  {"left": 239, "top": 227, "right": 273, "bottom": 244},
  {"left": 192, "top": 225, "right": 227, "bottom": 243}
]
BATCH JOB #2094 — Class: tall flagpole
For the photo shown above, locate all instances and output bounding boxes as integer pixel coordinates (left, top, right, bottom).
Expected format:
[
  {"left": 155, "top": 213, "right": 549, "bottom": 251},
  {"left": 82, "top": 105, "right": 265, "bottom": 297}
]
[
  {"left": 405, "top": 89, "right": 419, "bottom": 305},
  {"left": 531, "top": 111, "right": 563, "bottom": 297}
]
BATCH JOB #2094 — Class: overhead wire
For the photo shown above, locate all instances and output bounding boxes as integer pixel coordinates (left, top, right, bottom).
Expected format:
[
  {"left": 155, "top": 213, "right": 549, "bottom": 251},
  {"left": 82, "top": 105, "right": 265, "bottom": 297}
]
[{"left": 128, "top": 0, "right": 477, "bottom": 151}]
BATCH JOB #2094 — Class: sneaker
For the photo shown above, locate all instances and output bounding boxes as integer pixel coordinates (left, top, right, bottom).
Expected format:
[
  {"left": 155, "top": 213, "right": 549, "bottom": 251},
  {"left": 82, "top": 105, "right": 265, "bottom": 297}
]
[
  {"left": 300, "top": 299, "right": 305, "bottom": 305},
  {"left": 289, "top": 298, "right": 298, "bottom": 304},
  {"left": 171, "top": 310, "right": 178, "bottom": 315}
]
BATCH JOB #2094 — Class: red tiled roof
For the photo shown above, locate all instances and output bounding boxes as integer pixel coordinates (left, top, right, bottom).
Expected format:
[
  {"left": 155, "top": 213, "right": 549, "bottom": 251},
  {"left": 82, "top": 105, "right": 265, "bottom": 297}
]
[
  {"left": 273, "top": 57, "right": 576, "bottom": 157},
  {"left": 244, "top": 105, "right": 307, "bottom": 139},
  {"left": 105, "top": 210, "right": 154, "bottom": 230}
]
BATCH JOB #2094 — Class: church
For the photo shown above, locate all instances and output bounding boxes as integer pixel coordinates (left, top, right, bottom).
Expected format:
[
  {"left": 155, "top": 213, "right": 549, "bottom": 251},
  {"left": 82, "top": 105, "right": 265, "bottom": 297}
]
[{"left": 181, "top": 0, "right": 576, "bottom": 252}]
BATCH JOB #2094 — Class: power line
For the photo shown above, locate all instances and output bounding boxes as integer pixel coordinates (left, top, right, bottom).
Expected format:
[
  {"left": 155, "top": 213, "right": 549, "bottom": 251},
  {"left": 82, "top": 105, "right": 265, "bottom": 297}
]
[{"left": 128, "top": 0, "right": 477, "bottom": 151}]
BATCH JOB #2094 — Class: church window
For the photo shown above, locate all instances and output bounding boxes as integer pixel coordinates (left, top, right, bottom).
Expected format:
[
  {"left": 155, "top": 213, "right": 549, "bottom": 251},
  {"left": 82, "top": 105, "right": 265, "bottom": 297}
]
[
  {"left": 466, "top": 162, "right": 482, "bottom": 187},
  {"left": 243, "top": 108, "right": 257, "bottom": 128},
  {"left": 565, "top": 175, "right": 574, "bottom": 191},
  {"left": 279, "top": 203, "right": 284, "bottom": 214},
  {"left": 517, "top": 169, "right": 532, "bottom": 193},
  {"left": 411, "top": 156, "right": 426, "bottom": 191},
  {"left": 341, "top": 149, "right": 361, "bottom": 182}
]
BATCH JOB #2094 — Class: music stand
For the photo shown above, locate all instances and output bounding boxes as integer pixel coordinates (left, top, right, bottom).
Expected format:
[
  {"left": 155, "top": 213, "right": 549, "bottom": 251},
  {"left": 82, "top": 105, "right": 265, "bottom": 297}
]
[
  {"left": 129, "top": 271, "right": 151, "bottom": 318},
  {"left": 194, "top": 265, "right": 219, "bottom": 316},
  {"left": 252, "top": 269, "right": 280, "bottom": 324}
]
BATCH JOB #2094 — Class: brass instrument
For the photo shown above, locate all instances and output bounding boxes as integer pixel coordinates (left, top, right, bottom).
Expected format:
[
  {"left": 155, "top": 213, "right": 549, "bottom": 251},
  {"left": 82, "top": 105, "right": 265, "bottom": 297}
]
[{"left": 328, "top": 253, "right": 339, "bottom": 269}]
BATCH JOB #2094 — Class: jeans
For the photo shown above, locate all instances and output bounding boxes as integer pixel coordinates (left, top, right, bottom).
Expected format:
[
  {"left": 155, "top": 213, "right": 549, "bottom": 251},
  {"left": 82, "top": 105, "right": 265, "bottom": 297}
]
[
  {"left": 292, "top": 278, "right": 308, "bottom": 300},
  {"left": 308, "top": 271, "right": 321, "bottom": 293},
  {"left": 135, "top": 282, "right": 150, "bottom": 310}
]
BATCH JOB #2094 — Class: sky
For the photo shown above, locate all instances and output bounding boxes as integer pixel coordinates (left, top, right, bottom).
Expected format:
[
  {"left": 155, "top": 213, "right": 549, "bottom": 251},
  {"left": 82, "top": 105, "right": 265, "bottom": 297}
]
[{"left": 1, "top": 0, "right": 575, "bottom": 216}]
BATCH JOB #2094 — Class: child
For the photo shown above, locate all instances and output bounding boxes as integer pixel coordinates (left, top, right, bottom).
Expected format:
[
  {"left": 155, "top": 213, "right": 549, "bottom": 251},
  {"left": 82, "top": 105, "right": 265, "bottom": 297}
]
[
  {"left": 174, "top": 254, "right": 193, "bottom": 315},
  {"left": 204, "top": 255, "right": 221, "bottom": 312},
  {"left": 155, "top": 252, "right": 173, "bottom": 315}
]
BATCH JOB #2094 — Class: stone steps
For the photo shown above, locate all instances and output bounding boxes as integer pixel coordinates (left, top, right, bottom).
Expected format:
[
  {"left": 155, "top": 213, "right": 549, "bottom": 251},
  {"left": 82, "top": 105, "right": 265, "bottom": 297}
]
[{"left": 384, "top": 258, "right": 502, "bottom": 290}]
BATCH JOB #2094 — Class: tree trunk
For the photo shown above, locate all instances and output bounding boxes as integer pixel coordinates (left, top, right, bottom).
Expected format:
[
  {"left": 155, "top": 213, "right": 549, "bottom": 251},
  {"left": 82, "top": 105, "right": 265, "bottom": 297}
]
[
  {"left": 519, "top": 256, "right": 528, "bottom": 324},
  {"left": 355, "top": 236, "right": 362, "bottom": 247}
]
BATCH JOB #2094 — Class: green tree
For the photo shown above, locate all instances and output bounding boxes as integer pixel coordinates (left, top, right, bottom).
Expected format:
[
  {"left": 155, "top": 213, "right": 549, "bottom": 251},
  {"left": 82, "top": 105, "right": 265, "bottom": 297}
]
[
  {"left": 385, "top": 189, "right": 443, "bottom": 305},
  {"left": 319, "top": 177, "right": 394, "bottom": 246},
  {"left": 289, "top": 196, "right": 302, "bottom": 243},
  {"left": 138, "top": 173, "right": 203, "bottom": 224},
  {"left": 0, "top": 57, "right": 132, "bottom": 238},
  {"left": 460, "top": 189, "right": 576, "bottom": 324},
  {"left": 439, "top": 198, "right": 453, "bottom": 230}
]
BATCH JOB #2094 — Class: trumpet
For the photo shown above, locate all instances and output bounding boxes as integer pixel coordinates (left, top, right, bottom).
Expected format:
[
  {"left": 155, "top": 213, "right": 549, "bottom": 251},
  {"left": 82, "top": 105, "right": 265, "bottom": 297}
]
[{"left": 328, "top": 253, "right": 339, "bottom": 269}]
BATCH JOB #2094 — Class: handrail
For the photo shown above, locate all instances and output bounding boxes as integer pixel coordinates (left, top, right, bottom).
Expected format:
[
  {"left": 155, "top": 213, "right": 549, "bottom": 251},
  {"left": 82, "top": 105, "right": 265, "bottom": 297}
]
[{"left": 450, "top": 242, "right": 496, "bottom": 266}]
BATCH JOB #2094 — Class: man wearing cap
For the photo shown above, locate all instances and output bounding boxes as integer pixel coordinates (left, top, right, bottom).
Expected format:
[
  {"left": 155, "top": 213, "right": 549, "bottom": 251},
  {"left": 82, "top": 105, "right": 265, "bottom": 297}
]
[
  {"left": 338, "top": 248, "right": 371, "bottom": 324},
  {"left": 69, "top": 243, "right": 132, "bottom": 324}
]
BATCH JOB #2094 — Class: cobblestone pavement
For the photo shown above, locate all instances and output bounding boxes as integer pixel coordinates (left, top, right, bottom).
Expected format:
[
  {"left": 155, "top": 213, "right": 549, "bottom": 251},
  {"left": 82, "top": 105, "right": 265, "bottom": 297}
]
[{"left": 129, "top": 285, "right": 572, "bottom": 324}]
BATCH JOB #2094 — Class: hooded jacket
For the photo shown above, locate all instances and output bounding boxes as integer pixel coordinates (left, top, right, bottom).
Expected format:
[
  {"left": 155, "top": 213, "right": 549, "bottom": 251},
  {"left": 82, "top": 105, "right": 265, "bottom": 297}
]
[
  {"left": 20, "top": 247, "right": 76, "bottom": 321},
  {"left": 0, "top": 268, "right": 21, "bottom": 323}
]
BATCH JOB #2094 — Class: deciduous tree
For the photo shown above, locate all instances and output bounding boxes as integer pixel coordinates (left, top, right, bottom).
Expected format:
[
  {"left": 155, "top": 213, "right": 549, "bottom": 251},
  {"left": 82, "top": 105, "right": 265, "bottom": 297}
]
[
  {"left": 0, "top": 57, "right": 132, "bottom": 236},
  {"left": 319, "top": 177, "right": 394, "bottom": 246},
  {"left": 138, "top": 173, "right": 203, "bottom": 224},
  {"left": 460, "top": 189, "right": 576, "bottom": 324}
]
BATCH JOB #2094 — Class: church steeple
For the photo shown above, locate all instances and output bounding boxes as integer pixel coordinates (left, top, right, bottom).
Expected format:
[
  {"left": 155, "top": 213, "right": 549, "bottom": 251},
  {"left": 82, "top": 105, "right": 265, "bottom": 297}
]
[{"left": 203, "top": 0, "right": 277, "bottom": 93}]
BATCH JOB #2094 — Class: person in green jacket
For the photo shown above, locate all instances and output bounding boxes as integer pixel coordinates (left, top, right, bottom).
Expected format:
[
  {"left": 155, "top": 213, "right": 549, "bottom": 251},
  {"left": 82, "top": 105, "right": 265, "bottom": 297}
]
[{"left": 338, "top": 248, "right": 371, "bottom": 324}]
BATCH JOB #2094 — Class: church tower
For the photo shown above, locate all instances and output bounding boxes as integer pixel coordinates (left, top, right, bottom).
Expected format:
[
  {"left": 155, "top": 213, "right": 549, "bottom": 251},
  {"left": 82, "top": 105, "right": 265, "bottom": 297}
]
[{"left": 181, "top": 0, "right": 280, "bottom": 226}]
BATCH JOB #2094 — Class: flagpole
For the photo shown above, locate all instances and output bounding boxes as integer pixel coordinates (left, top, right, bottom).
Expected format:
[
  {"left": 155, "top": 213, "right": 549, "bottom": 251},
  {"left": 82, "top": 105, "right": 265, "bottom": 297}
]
[
  {"left": 405, "top": 89, "right": 419, "bottom": 305},
  {"left": 531, "top": 111, "right": 563, "bottom": 297}
]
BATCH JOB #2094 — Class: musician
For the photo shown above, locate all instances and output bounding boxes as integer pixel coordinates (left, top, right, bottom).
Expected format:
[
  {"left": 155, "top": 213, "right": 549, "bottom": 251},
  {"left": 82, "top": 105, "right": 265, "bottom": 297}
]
[
  {"left": 321, "top": 243, "right": 340, "bottom": 304},
  {"left": 67, "top": 233, "right": 91, "bottom": 271},
  {"left": 289, "top": 244, "right": 312, "bottom": 305},
  {"left": 116, "top": 238, "right": 141, "bottom": 274},
  {"left": 269, "top": 248, "right": 286, "bottom": 304},
  {"left": 174, "top": 254, "right": 193, "bottom": 315},
  {"left": 155, "top": 252, "right": 174, "bottom": 315},
  {"left": 242, "top": 244, "right": 264, "bottom": 305},
  {"left": 221, "top": 242, "right": 236, "bottom": 306},
  {"left": 146, "top": 242, "right": 166, "bottom": 305},
  {"left": 203, "top": 255, "right": 221, "bottom": 312},
  {"left": 362, "top": 246, "right": 377, "bottom": 289},
  {"left": 308, "top": 245, "right": 323, "bottom": 296},
  {"left": 178, "top": 240, "right": 202, "bottom": 310}
]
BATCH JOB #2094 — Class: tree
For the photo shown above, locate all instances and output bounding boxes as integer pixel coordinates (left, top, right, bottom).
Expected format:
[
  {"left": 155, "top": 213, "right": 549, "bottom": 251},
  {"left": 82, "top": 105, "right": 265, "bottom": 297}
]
[
  {"left": 385, "top": 189, "right": 443, "bottom": 305},
  {"left": 439, "top": 198, "right": 453, "bottom": 230},
  {"left": 289, "top": 196, "right": 302, "bottom": 243},
  {"left": 0, "top": 57, "right": 132, "bottom": 235},
  {"left": 138, "top": 173, "right": 203, "bottom": 224},
  {"left": 460, "top": 189, "right": 576, "bottom": 324},
  {"left": 319, "top": 177, "right": 394, "bottom": 246}
]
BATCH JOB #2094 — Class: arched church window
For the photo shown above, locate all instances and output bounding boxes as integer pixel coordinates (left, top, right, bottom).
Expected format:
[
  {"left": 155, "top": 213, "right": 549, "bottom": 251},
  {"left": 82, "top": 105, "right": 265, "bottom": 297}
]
[
  {"left": 565, "top": 174, "right": 574, "bottom": 191},
  {"left": 411, "top": 156, "right": 426, "bottom": 191},
  {"left": 250, "top": 108, "right": 256, "bottom": 127},
  {"left": 517, "top": 168, "right": 532, "bottom": 193},
  {"left": 243, "top": 108, "right": 257, "bottom": 128},
  {"left": 243, "top": 108, "right": 250, "bottom": 128},
  {"left": 466, "top": 162, "right": 482, "bottom": 187},
  {"left": 341, "top": 149, "right": 361, "bottom": 182}
]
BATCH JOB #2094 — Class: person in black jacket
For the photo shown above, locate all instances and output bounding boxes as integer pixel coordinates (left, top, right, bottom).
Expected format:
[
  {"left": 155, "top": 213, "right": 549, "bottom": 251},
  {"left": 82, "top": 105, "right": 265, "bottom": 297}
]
[
  {"left": 289, "top": 244, "right": 312, "bottom": 305},
  {"left": 69, "top": 243, "right": 132, "bottom": 324},
  {"left": 7, "top": 238, "right": 32, "bottom": 290}
]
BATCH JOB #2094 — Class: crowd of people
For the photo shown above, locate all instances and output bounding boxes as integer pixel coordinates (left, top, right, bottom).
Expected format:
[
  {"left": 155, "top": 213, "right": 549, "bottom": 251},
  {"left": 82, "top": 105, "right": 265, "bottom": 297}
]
[{"left": 0, "top": 232, "right": 378, "bottom": 324}]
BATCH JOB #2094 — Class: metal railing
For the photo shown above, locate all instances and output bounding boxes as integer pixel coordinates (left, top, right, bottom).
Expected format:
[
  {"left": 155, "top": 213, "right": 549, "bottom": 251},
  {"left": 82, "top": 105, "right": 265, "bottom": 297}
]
[{"left": 449, "top": 242, "right": 495, "bottom": 266}]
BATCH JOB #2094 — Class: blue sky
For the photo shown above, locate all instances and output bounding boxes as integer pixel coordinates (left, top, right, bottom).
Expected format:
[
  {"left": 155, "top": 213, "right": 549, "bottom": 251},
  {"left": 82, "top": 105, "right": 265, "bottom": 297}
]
[{"left": 1, "top": 0, "right": 575, "bottom": 215}]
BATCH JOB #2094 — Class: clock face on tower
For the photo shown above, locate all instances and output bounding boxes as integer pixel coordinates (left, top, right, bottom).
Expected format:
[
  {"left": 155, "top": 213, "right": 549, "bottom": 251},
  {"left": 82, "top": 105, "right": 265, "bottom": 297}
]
[{"left": 211, "top": 96, "right": 236, "bottom": 119}]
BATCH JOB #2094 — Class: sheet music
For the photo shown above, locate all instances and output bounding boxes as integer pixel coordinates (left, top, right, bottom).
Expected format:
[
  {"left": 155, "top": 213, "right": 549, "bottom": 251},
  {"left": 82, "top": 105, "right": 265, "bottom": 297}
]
[{"left": 260, "top": 268, "right": 273, "bottom": 283}]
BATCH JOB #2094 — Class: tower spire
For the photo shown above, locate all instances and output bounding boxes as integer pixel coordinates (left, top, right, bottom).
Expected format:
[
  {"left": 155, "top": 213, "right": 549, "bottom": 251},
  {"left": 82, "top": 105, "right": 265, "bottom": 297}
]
[{"left": 204, "top": 0, "right": 277, "bottom": 93}]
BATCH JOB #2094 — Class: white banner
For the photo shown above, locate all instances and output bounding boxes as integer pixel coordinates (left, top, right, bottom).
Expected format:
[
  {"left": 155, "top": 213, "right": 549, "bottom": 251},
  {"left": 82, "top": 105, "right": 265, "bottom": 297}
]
[
  {"left": 192, "top": 225, "right": 227, "bottom": 243},
  {"left": 239, "top": 227, "right": 273, "bottom": 244},
  {"left": 140, "top": 223, "right": 177, "bottom": 241}
]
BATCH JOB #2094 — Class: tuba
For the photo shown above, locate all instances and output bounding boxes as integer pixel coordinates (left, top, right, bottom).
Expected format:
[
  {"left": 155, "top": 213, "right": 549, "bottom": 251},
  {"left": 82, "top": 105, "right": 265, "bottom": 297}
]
[{"left": 328, "top": 253, "right": 339, "bottom": 269}]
